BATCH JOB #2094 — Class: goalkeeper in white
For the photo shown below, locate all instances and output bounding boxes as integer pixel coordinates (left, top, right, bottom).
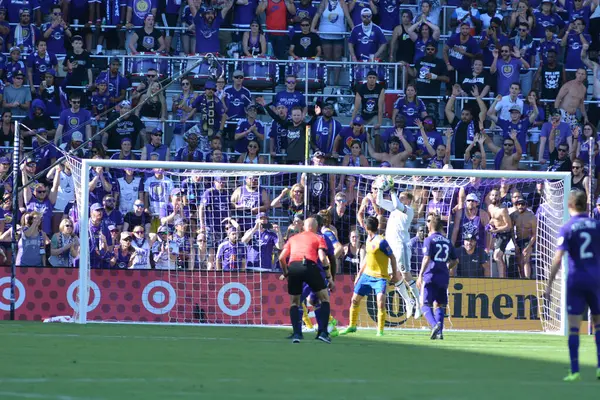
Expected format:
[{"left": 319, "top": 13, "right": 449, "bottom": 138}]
[{"left": 376, "top": 185, "right": 422, "bottom": 319}]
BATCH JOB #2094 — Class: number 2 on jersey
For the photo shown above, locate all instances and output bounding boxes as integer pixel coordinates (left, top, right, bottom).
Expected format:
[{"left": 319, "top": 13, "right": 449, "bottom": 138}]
[
  {"left": 579, "top": 232, "right": 593, "bottom": 260},
  {"left": 434, "top": 243, "right": 449, "bottom": 262}
]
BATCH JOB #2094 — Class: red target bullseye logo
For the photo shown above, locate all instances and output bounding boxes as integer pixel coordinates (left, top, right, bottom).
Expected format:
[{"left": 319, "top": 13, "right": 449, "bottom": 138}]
[
  {"left": 0, "top": 277, "right": 25, "bottom": 311},
  {"left": 67, "top": 281, "right": 101, "bottom": 312},
  {"left": 217, "top": 282, "right": 251, "bottom": 317},
  {"left": 142, "top": 280, "right": 176, "bottom": 315}
]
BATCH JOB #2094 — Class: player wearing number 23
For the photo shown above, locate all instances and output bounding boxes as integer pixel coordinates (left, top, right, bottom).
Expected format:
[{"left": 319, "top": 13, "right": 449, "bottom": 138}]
[{"left": 546, "top": 191, "right": 600, "bottom": 382}]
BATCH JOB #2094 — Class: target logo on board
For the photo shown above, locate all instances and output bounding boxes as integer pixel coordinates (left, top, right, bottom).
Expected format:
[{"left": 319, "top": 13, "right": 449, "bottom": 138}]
[
  {"left": 0, "top": 277, "right": 25, "bottom": 311},
  {"left": 142, "top": 280, "right": 176, "bottom": 315},
  {"left": 67, "top": 281, "right": 101, "bottom": 312},
  {"left": 217, "top": 282, "right": 251, "bottom": 317}
]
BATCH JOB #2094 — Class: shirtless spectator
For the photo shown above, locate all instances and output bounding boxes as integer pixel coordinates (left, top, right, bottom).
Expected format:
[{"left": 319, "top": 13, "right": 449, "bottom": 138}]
[
  {"left": 554, "top": 68, "right": 589, "bottom": 128},
  {"left": 365, "top": 129, "right": 413, "bottom": 167},
  {"left": 510, "top": 196, "right": 536, "bottom": 279},
  {"left": 483, "top": 130, "right": 523, "bottom": 170},
  {"left": 487, "top": 189, "right": 513, "bottom": 278}
]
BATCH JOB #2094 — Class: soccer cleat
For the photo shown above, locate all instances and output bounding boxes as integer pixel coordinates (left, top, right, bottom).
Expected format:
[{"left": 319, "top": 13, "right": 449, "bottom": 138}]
[
  {"left": 339, "top": 326, "right": 357, "bottom": 335},
  {"left": 563, "top": 372, "right": 581, "bottom": 382},
  {"left": 596, "top": 368, "right": 600, "bottom": 380},
  {"left": 430, "top": 322, "right": 442, "bottom": 340},
  {"left": 413, "top": 305, "right": 422, "bottom": 319},
  {"left": 328, "top": 318, "right": 339, "bottom": 336},
  {"left": 291, "top": 333, "right": 302, "bottom": 343},
  {"left": 376, "top": 330, "right": 384, "bottom": 337},
  {"left": 317, "top": 332, "right": 331, "bottom": 344},
  {"left": 286, "top": 332, "right": 304, "bottom": 340},
  {"left": 436, "top": 332, "right": 444, "bottom": 340},
  {"left": 405, "top": 301, "right": 415, "bottom": 319}
]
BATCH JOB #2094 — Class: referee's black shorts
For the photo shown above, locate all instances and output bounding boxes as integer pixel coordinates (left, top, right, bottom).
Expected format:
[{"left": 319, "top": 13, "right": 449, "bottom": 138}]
[{"left": 287, "top": 260, "right": 326, "bottom": 295}]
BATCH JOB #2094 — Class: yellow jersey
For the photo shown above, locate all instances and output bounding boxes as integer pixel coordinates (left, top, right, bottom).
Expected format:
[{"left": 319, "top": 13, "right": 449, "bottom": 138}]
[{"left": 364, "top": 234, "right": 394, "bottom": 279}]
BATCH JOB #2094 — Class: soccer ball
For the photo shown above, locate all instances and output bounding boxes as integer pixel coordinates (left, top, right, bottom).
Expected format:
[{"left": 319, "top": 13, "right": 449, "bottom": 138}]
[{"left": 375, "top": 175, "right": 395, "bottom": 191}]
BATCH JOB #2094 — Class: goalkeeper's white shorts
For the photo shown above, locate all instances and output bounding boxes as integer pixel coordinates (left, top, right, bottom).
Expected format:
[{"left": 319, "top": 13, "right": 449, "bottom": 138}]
[{"left": 389, "top": 243, "right": 411, "bottom": 274}]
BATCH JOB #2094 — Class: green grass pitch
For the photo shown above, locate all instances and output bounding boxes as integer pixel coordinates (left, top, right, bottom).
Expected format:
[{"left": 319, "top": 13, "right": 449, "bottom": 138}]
[{"left": 1, "top": 322, "right": 598, "bottom": 400}]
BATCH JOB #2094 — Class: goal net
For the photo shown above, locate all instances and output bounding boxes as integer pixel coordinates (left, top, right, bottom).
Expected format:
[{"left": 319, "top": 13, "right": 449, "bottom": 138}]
[{"left": 64, "top": 157, "right": 569, "bottom": 334}]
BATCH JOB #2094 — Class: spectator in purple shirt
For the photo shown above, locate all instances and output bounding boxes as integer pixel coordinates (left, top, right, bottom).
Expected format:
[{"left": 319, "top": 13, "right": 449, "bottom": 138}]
[
  {"left": 9, "top": 8, "right": 39, "bottom": 54},
  {"left": 175, "top": 132, "right": 204, "bottom": 162},
  {"left": 241, "top": 212, "right": 282, "bottom": 270},
  {"left": 42, "top": 4, "right": 73, "bottom": 55},
  {"left": 216, "top": 227, "right": 247, "bottom": 270},
  {"left": 27, "top": 39, "right": 58, "bottom": 89},
  {"left": 490, "top": 44, "right": 530, "bottom": 96},
  {"left": 348, "top": 8, "right": 387, "bottom": 61},
  {"left": 561, "top": 18, "right": 591, "bottom": 71},
  {"left": 6, "top": 0, "right": 41, "bottom": 25},
  {"left": 538, "top": 110, "right": 574, "bottom": 164},
  {"left": 274, "top": 74, "right": 307, "bottom": 117},
  {"left": 443, "top": 23, "right": 481, "bottom": 78},
  {"left": 188, "top": 0, "right": 233, "bottom": 54},
  {"left": 23, "top": 170, "right": 59, "bottom": 236},
  {"left": 54, "top": 92, "right": 92, "bottom": 145}
]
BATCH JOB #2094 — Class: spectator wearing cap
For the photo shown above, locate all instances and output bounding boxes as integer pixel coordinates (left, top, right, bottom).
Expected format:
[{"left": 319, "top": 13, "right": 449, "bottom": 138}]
[
  {"left": 123, "top": 198, "right": 151, "bottom": 234},
  {"left": 352, "top": 70, "right": 385, "bottom": 130},
  {"left": 454, "top": 232, "right": 489, "bottom": 277},
  {"left": 42, "top": 4, "right": 72, "bottom": 55},
  {"left": 451, "top": 192, "right": 490, "bottom": 250},
  {"left": 348, "top": 8, "right": 387, "bottom": 62},
  {"left": 48, "top": 217, "right": 79, "bottom": 267},
  {"left": 151, "top": 224, "right": 179, "bottom": 270},
  {"left": 96, "top": 58, "right": 129, "bottom": 107},
  {"left": 532, "top": 1, "right": 565, "bottom": 39},
  {"left": 58, "top": 130, "right": 87, "bottom": 158},
  {"left": 443, "top": 22, "right": 482, "bottom": 78},
  {"left": 104, "top": 101, "right": 145, "bottom": 150},
  {"left": 4, "top": 46, "right": 26, "bottom": 83},
  {"left": 144, "top": 168, "right": 174, "bottom": 221},
  {"left": 274, "top": 74, "right": 307, "bottom": 118},
  {"left": 187, "top": 80, "right": 227, "bottom": 144},
  {"left": 224, "top": 70, "right": 252, "bottom": 121},
  {"left": 89, "top": 162, "right": 115, "bottom": 205},
  {"left": 62, "top": 34, "right": 93, "bottom": 95},
  {"left": 106, "top": 224, "right": 120, "bottom": 252},
  {"left": 102, "top": 194, "right": 124, "bottom": 231},
  {"left": 27, "top": 39, "right": 58, "bottom": 90},
  {"left": 488, "top": 97, "right": 539, "bottom": 152},
  {"left": 37, "top": 69, "right": 64, "bottom": 118},
  {"left": 538, "top": 110, "right": 573, "bottom": 165},
  {"left": 289, "top": 17, "right": 322, "bottom": 58},
  {"left": 188, "top": 1, "right": 234, "bottom": 54},
  {"left": 482, "top": 129, "right": 523, "bottom": 171},
  {"left": 509, "top": 194, "right": 536, "bottom": 278},
  {"left": 242, "top": 212, "right": 282, "bottom": 271},
  {"left": 234, "top": 104, "right": 264, "bottom": 153},
  {"left": 54, "top": 93, "right": 92, "bottom": 145},
  {"left": 300, "top": 152, "right": 335, "bottom": 214},
  {"left": 109, "top": 232, "right": 135, "bottom": 269},
  {"left": 231, "top": 175, "right": 271, "bottom": 232},
  {"left": 310, "top": 103, "right": 341, "bottom": 155},
  {"left": 22, "top": 100, "right": 55, "bottom": 148},
  {"left": 8, "top": 8, "right": 39, "bottom": 53},
  {"left": 175, "top": 132, "right": 204, "bottom": 162},
  {"left": 128, "top": 13, "right": 165, "bottom": 55},
  {"left": 216, "top": 226, "right": 247, "bottom": 270},
  {"left": 91, "top": 78, "right": 110, "bottom": 128},
  {"left": 141, "top": 127, "right": 170, "bottom": 160},
  {"left": 3, "top": 70, "right": 31, "bottom": 117},
  {"left": 23, "top": 170, "right": 59, "bottom": 236},
  {"left": 333, "top": 117, "right": 366, "bottom": 157},
  {"left": 171, "top": 77, "right": 198, "bottom": 150},
  {"left": 408, "top": 225, "right": 426, "bottom": 275}
]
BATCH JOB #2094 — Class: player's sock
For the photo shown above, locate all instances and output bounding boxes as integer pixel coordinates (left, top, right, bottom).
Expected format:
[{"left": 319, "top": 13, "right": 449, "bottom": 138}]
[
  {"left": 568, "top": 328, "right": 580, "bottom": 374},
  {"left": 595, "top": 324, "right": 600, "bottom": 368},
  {"left": 302, "top": 304, "right": 314, "bottom": 330},
  {"left": 407, "top": 280, "right": 421, "bottom": 316},
  {"left": 377, "top": 309, "right": 386, "bottom": 333},
  {"left": 318, "top": 301, "right": 331, "bottom": 334},
  {"left": 349, "top": 304, "right": 360, "bottom": 327},
  {"left": 290, "top": 306, "right": 302, "bottom": 335},
  {"left": 421, "top": 305, "right": 436, "bottom": 328},
  {"left": 434, "top": 307, "right": 445, "bottom": 333}
]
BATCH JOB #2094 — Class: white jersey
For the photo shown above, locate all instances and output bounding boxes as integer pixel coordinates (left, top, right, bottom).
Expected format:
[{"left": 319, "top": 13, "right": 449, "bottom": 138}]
[
  {"left": 54, "top": 171, "right": 74, "bottom": 212},
  {"left": 131, "top": 238, "right": 151, "bottom": 269},
  {"left": 386, "top": 203, "right": 414, "bottom": 271},
  {"left": 117, "top": 176, "right": 142, "bottom": 214},
  {"left": 152, "top": 239, "right": 179, "bottom": 270}
]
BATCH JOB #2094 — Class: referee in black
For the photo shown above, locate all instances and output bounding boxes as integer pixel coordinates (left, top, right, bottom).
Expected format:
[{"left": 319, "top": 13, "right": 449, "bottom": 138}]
[{"left": 279, "top": 217, "right": 335, "bottom": 343}]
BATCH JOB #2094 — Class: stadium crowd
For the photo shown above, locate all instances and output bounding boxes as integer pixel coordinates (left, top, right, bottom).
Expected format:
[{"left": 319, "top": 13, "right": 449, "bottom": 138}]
[{"left": 0, "top": 0, "right": 599, "bottom": 282}]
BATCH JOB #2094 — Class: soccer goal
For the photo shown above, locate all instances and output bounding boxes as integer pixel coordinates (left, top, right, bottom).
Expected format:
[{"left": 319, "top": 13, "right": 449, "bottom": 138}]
[{"left": 66, "top": 156, "right": 571, "bottom": 335}]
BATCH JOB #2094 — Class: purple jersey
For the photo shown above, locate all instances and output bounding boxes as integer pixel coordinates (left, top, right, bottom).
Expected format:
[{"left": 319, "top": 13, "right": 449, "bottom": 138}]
[
  {"left": 194, "top": 13, "right": 222, "bottom": 53},
  {"left": 246, "top": 229, "right": 278, "bottom": 270},
  {"left": 42, "top": 22, "right": 68, "bottom": 54},
  {"left": 89, "top": 171, "right": 115, "bottom": 205},
  {"left": 408, "top": 236, "right": 424, "bottom": 272},
  {"left": 224, "top": 85, "right": 251, "bottom": 119},
  {"left": 291, "top": 2, "right": 317, "bottom": 32},
  {"left": 274, "top": 90, "right": 306, "bottom": 117},
  {"left": 234, "top": 119, "right": 265, "bottom": 153},
  {"left": 495, "top": 57, "right": 523, "bottom": 96},
  {"left": 164, "top": 0, "right": 180, "bottom": 14},
  {"left": 422, "top": 232, "right": 457, "bottom": 285},
  {"left": 103, "top": 209, "right": 124, "bottom": 227},
  {"left": 91, "top": 91, "right": 110, "bottom": 116},
  {"left": 413, "top": 37, "right": 435, "bottom": 64},
  {"left": 233, "top": 0, "right": 259, "bottom": 26},
  {"left": 537, "top": 38, "right": 560, "bottom": 65},
  {"left": 446, "top": 33, "right": 480, "bottom": 73},
  {"left": 113, "top": 247, "right": 133, "bottom": 269},
  {"left": 348, "top": 23, "right": 387, "bottom": 60},
  {"left": 416, "top": 129, "right": 443, "bottom": 154},
  {"left": 192, "top": 94, "right": 225, "bottom": 133},
  {"left": 349, "top": 0, "right": 370, "bottom": 26},
  {"left": 5, "top": 59, "right": 26, "bottom": 83},
  {"left": 216, "top": 239, "right": 247, "bottom": 270},
  {"left": 180, "top": 178, "right": 207, "bottom": 206},
  {"left": 532, "top": 11, "right": 565, "bottom": 39},
  {"left": 6, "top": 0, "right": 40, "bottom": 23},
  {"left": 376, "top": 0, "right": 400, "bottom": 31},
  {"left": 9, "top": 23, "right": 39, "bottom": 53},
  {"left": 337, "top": 127, "right": 366, "bottom": 155},
  {"left": 497, "top": 117, "right": 531, "bottom": 150},
  {"left": 312, "top": 116, "right": 341, "bottom": 154},
  {"left": 565, "top": 32, "right": 591, "bottom": 70},
  {"left": 393, "top": 97, "right": 426, "bottom": 128},
  {"left": 200, "top": 187, "right": 229, "bottom": 232},
  {"left": 26, "top": 197, "right": 53, "bottom": 235},
  {"left": 540, "top": 121, "right": 571, "bottom": 160},
  {"left": 158, "top": 203, "right": 191, "bottom": 227},
  {"left": 426, "top": 199, "right": 450, "bottom": 220},
  {"left": 57, "top": 108, "right": 92, "bottom": 144},
  {"left": 235, "top": 185, "right": 261, "bottom": 231},
  {"left": 457, "top": 208, "right": 486, "bottom": 249},
  {"left": 96, "top": 71, "right": 129, "bottom": 104},
  {"left": 175, "top": 146, "right": 204, "bottom": 162},
  {"left": 128, "top": 0, "right": 157, "bottom": 26},
  {"left": 481, "top": 31, "right": 509, "bottom": 66}
]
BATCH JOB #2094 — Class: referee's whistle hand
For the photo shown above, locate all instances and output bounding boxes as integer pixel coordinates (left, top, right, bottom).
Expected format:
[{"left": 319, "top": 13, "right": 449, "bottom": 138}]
[{"left": 279, "top": 274, "right": 286, "bottom": 281}]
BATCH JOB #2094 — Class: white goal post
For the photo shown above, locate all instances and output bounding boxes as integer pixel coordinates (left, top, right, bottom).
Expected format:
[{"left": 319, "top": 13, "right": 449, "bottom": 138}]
[{"left": 75, "top": 159, "right": 571, "bottom": 335}]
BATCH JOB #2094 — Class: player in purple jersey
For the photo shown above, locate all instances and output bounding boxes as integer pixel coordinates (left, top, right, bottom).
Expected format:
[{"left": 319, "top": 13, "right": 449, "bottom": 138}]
[
  {"left": 546, "top": 191, "right": 600, "bottom": 381},
  {"left": 417, "top": 212, "right": 458, "bottom": 340}
]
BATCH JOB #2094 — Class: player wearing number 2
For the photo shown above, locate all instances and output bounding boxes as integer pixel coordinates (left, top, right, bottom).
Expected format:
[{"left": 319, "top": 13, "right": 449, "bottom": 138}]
[
  {"left": 417, "top": 212, "right": 458, "bottom": 340},
  {"left": 546, "top": 191, "right": 600, "bottom": 382}
]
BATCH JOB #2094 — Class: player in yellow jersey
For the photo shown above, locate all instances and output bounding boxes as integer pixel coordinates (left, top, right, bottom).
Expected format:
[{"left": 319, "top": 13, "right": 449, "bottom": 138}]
[{"left": 339, "top": 216, "right": 400, "bottom": 336}]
